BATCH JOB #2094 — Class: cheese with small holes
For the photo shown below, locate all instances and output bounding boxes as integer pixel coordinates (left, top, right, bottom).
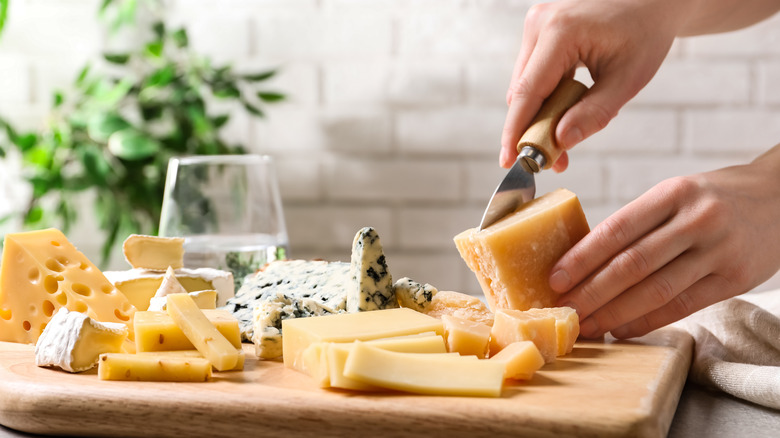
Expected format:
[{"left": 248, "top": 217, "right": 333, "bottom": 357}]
[
  {"left": 525, "top": 306, "right": 579, "bottom": 356},
  {"left": 136, "top": 349, "right": 245, "bottom": 371},
  {"left": 282, "top": 307, "right": 444, "bottom": 372},
  {"left": 441, "top": 314, "right": 491, "bottom": 358},
  {"left": 0, "top": 228, "right": 135, "bottom": 345},
  {"left": 98, "top": 353, "right": 212, "bottom": 382},
  {"left": 393, "top": 277, "right": 437, "bottom": 311},
  {"left": 134, "top": 309, "right": 240, "bottom": 352},
  {"left": 490, "top": 308, "right": 558, "bottom": 363},
  {"left": 489, "top": 340, "right": 545, "bottom": 380},
  {"left": 422, "top": 290, "right": 494, "bottom": 327},
  {"left": 454, "top": 188, "right": 589, "bottom": 312},
  {"left": 342, "top": 341, "right": 505, "bottom": 397},
  {"left": 166, "top": 293, "right": 240, "bottom": 371},
  {"left": 104, "top": 267, "right": 233, "bottom": 310},
  {"left": 347, "top": 227, "right": 397, "bottom": 312},
  {"left": 35, "top": 307, "right": 128, "bottom": 372},
  {"left": 122, "top": 234, "right": 184, "bottom": 270}
]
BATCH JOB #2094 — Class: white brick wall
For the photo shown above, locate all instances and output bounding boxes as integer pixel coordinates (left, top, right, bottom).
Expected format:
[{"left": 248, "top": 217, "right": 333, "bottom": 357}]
[{"left": 1, "top": 0, "right": 779, "bottom": 294}]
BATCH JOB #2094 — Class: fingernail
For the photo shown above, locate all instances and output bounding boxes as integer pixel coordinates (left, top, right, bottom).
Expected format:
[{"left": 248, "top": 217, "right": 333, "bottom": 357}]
[
  {"left": 499, "top": 148, "right": 510, "bottom": 168},
  {"left": 580, "top": 318, "right": 599, "bottom": 338},
  {"left": 560, "top": 126, "right": 583, "bottom": 150},
  {"left": 549, "top": 269, "right": 571, "bottom": 291}
]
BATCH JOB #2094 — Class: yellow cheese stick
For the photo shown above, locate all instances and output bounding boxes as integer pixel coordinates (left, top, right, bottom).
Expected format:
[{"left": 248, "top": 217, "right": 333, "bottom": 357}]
[
  {"left": 136, "top": 349, "right": 245, "bottom": 371},
  {"left": 98, "top": 353, "right": 211, "bottom": 382},
  {"left": 166, "top": 294, "right": 239, "bottom": 371}
]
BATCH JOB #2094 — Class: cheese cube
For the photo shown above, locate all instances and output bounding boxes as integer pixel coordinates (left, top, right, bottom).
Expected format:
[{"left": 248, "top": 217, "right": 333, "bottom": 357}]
[
  {"left": 441, "top": 315, "right": 491, "bottom": 358},
  {"left": 105, "top": 267, "right": 234, "bottom": 310},
  {"left": 454, "top": 188, "right": 589, "bottom": 312},
  {"left": 343, "top": 341, "right": 505, "bottom": 397},
  {"left": 282, "top": 308, "right": 444, "bottom": 372},
  {"left": 134, "top": 310, "right": 240, "bottom": 352},
  {"left": 490, "top": 309, "right": 557, "bottom": 363},
  {"left": 489, "top": 341, "right": 545, "bottom": 380},
  {"left": 98, "top": 353, "right": 212, "bottom": 382},
  {"left": 122, "top": 234, "right": 184, "bottom": 270},
  {"left": 166, "top": 293, "right": 240, "bottom": 371},
  {"left": 0, "top": 228, "right": 135, "bottom": 345},
  {"left": 525, "top": 306, "right": 579, "bottom": 356},
  {"left": 423, "top": 291, "right": 494, "bottom": 326}
]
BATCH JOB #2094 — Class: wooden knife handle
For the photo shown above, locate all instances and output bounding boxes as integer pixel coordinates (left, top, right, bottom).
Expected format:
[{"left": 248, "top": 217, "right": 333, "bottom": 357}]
[{"left": 516, "top": 78, "right": 588, "bottom": 172}]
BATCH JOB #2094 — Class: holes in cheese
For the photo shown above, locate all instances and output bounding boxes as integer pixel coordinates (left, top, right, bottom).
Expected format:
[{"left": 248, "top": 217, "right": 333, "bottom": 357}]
[{"left": 454, "top": 188, "right": 589, "bottom": 312}]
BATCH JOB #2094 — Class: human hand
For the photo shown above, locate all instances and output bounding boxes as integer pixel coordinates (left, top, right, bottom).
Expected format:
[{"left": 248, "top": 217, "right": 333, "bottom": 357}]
[
  {"left": 549, "top": 144, "right": 780, "bottom": 338},
  {"left": 500, "top": 0, "right": 693, "bottom": 170}
]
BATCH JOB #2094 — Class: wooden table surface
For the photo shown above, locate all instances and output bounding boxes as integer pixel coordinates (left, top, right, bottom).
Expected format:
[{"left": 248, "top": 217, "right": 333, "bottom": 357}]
[{"left": 0, "top": 327, "right": 693, "bottom": 438}]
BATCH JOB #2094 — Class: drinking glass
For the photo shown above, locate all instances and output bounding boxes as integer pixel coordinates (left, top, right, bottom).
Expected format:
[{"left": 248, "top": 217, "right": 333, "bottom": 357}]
[{"left": 158, "top": 154, "right": 289, "bottom": 290}]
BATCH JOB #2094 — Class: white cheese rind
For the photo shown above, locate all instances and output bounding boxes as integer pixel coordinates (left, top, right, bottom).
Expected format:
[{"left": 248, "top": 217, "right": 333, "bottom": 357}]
[
  {"left": 393, "top": 277, "right": 438, "bottom": 312},
  {"left": 104, "top": 267, "right": 234, "bottom": 307},
  {"left": 347, "top": 227, "right": 397, "bottom": 312}
]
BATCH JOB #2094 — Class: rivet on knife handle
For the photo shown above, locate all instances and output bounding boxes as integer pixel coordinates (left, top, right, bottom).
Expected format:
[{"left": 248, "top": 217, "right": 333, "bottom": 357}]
[{"left": 517, "top": 78, "right": 588, "bottom": 173}]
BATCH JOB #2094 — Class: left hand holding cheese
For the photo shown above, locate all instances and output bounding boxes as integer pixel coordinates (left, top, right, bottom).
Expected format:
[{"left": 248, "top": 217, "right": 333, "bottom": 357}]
[{"left": 550, "top": 144, "right": 780, "bottom": 339}]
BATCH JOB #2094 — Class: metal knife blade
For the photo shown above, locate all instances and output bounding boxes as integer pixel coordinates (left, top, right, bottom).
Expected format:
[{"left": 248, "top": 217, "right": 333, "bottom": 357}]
[{"left": 478, "top": 157, "right": 535, "bottom": 230}]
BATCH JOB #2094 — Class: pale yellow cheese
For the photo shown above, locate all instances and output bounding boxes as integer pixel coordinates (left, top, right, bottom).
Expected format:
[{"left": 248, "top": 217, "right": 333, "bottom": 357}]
[
  {"left": 122, "top": 234, "right": 184, "bottom": 270},
  {"left": 490, "top": 308, "right": 557, "bottom": 363},
  {"left": 136, "top": 349, "right": 245, "bottom": 371},
  {"left": 147, "top": 291, "right": 218, "bottom": 312},
  {"left": 166, "top": 293, "right": 240, "bottom": 371},
  {"left": 97, "top": 353, "right": 211, "bottom": 382},
  {"left": 0, "top": 228, "right": 135, "bottom": 344},
  {"left": 489, "top": 340, "right": 545, "bottom": 380},
  {"left": 525, "top": 306, "right": 579, "bottom": 356},
  {"left": 282, "top": 308, "right": 444, "bottom": 372},
  {"left": 423, "top": 291, "right": 494, "bottom": 326},
  {"left": 134, "top": 310, "right": 240, "bottom": 352},
  {"left": 342, "top": 341, "right": 505, "bottom": 397},
  {"left": 454, "top": 188, "right": 589, "bottom": 312},
  {"left": 440, "top": 315, "right": 491, "bottom": 358}
]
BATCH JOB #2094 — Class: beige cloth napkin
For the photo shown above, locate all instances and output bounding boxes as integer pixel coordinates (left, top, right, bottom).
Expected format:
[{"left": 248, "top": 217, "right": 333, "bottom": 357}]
[{"left": 673, "top": 289, "right": 780, "bottom": 409}]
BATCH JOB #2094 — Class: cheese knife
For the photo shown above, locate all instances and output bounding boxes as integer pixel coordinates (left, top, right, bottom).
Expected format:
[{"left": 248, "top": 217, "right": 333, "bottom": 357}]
[{"left": 479, "top": 78, "right": 588, "bottom": 230}]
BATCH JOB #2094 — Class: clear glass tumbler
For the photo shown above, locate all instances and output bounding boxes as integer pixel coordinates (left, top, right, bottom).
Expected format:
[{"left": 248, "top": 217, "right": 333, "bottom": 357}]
[{"left": 159, "top": 154, "right": 289, "bottom": 290}]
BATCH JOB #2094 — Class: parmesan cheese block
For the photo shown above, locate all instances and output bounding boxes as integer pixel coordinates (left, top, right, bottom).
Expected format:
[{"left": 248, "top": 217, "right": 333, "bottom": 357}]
[
  {"left": 440, "top": 314, "right": 491, "bottom": 358},
  {"left": 423, "top": 291, "right": 494, "bottom": 326},
  {"left": 122, "top": 234, "right": 184, "bottom": 270},
  {"left": 489, "top": 340, "right": 545, "bottom": 380},
  {"left": 105, "top": 267, "right": 234, "bottom": 310},
  {"left": 98, "top": 353, "right": 212, "bottom": 382},
  {"left": 134, "top": 310, "right": 240, "bottom": 352},
  {"left": 490, "top": 308, "right": 558, "bottom": 363},
  {"left": 454, "top": 188, "right": 589, "bottom": 312},
  {"left": 0, "top": 228, "right": 136, "bottom": 345},
  {"left": 35, "top": 308, "right": 128, "bottom": 372},
  {"left": 525, "top": 306, "right": 579, "bottom": 356}
]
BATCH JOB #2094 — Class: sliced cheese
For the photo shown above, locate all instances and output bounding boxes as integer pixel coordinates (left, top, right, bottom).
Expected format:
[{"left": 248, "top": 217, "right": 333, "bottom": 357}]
[
  {"left": 489, "top": 340, "right": 545, "bottom": 380},
  {"left": 105, "top": 267, "right": 234, "bottom": 310},
  {"left": 98, "top": 353, "right": 211, "bottom": 382},
  {"left": 35, "top": 307, "right": 128, "bottom": 372},
  {"left": 147, "top": 291, "right": 217, "bottom": 312},
  {"left": 423, "top": 290, "right": 494, "bottom": 326},
  {"left": 134, "top": 309, "right": 240, "bottom": 352},
  {"left": 166, "top": 293, "right": 240, "bottom": 371},
  {"left": 490, "top": 308, "right": 558, "bottom": 363},
  {"left": 282, "top": 307, "right": 444, "bottom": 372},
  {"left": 440, "top": 314, "right": 491, "bottom": 358},
  {"left": 454, "top": 188, "right": 589, "bottom": 311},
  {"left": 525, "top": 306, "right": 579, "bottom": 356},
  {"left": 0, "top": 228, "right": 135, "bottom": 344},
  {"left": 342, "top": 341, "right": 505, "bottom": 397},
  {"left": 122, "top": 234, "right": 184, "bottom": 270},
  {"left": 136, "top": 349, "right": 245, "bottom": 371}
]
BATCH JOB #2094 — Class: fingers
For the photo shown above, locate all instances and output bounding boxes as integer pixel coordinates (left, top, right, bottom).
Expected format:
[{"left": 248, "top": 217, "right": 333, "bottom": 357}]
[{"left": 506, "top": 6, "right": 543, "bottom": 106}]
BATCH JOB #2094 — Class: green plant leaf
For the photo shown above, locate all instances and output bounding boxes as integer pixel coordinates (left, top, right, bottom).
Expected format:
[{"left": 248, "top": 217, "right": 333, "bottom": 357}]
[
  {"left": 152, "top": 20, "right": 165, "bottom": 39},
  {"left": 212, "top": 114, "right": 230, "bottom": 128},
  {"left": 108, "top": 129, "right": 160, "bottom": 160},
  {"left": 78, "top": 145, "right": 112, "bottom": 183},
  {"left": 0, "top": 0, "right": 8, "bottom": 40},
  {"left": 145, "top": 41, "right": 164, "bottom": 58},
  {"left": 15, "top": 133, "right": 38, "bottom": 151},
  {"left": 103, "top": 53, "right": 131, "bottom": 64},
  {"left": 243, "top": 101, "right": 265, "bottom": 117},
  {"left": 145, "top": 64, "right": 176, "bottom": 87},
  {"left": 88, "top": 113, "right": 131, "bottom": 142},
  {"left": 24, "top": 205, "right": 44, "bottom": 226},
  {"left": 241, "top": 70, "right": 276, "bottom": 82},
  {"left": 53, "top": 91, "right": 65, "bottom": 108},
  {"left": 75, "top": 64, "right": 91, "bottom": 86},
  {"left": 257, "top": 91, "right": 285, "bottom": 103},
  {"left": 212, "top": 83, "right": 241, "bottom": 99},
  {"left": 172, "top": 28, "right": 188, "bottom": 48}
]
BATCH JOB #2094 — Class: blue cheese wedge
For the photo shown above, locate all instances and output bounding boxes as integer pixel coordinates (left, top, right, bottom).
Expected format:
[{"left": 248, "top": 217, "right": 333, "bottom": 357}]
[
  {"left": 35, "top": 308, "right": 128, "bottom": 373},
  {"left": 394, "top": 277, "right": 438, "bottom": 312},
  {"left": 347, "top": 227, "right": 397, "bottom": 312}
]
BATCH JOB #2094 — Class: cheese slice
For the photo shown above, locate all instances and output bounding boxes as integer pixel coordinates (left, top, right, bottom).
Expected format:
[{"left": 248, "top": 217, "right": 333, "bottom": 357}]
[
  {"left": 147, "top": 290, "right": 217, "bottom": 312},
  {"left": 166, "top": 293, "right": 240, "bottom": 371},
  {"left": 422, "top": 290, "right": 494, "bottom": 326},
  {"left": 454, "top": 188, "right": 589, "bottom": 311},
  {"left": 134, "top": 309, "right": 240, "bottom": 352},
  {"left": 282, "top": 307, "right": 444, "bottom": 372},
  {"left": 0, "top": 228, "right": 136, "bottom": 344},
  {"left": 122, "top": 234, "right": 184, "bottom": 270},
  {"left": 490, "top": 308, "right": 558, "bottom": 363},
  {"left": 98, "top": 353, "right": 212, "bottom": 382},
  {"left": 343, "top": 341, "right": 505, "bottom": 397},
  {"left": 136, "top": 349, "right": 245, "bottom": 371},
  {"left": 525, "top": 306, "right": 580, "bottom": 356},
  {"left": 347, "top": 227, "right": 397, "bottom": 312},
  {"left": 104, "top": 267, "right": 234, "bottom": 310},
  {"left": 35, "top": 307, "right": 128, "bottom": 372},
  {"left": 440, "top": 314, "right": 491, "bottom": 358},
  {"left": 489, "top": 340, "right": 545, "bottom": 380}
]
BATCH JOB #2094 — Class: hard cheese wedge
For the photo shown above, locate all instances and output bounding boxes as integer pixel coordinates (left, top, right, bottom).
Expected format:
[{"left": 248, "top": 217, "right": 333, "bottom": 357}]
[
  {"left": 0, "top": 228, "right": 135, "bottom": 344},
  {"left": 454, "top": 188, "right": 589, "bottom": 311},
  {"left": 490, "top": 308, "right": 558, "bottom": 363},
  {"left": 282, "top": 307, "right": 444, "bottom": 372},
  {"left": 343, "top": 341, "right": 505, "bottom": 397},
  {"left": 98, "top": 353, "right": 212, "bottom": 382},
  {"left": 134, "top": 310, "right": 240, "bottom": 352},
  {"left": 166, "top": 293, "right": 240, "bottom": 371},
  {"left": 122, "top": 234, "right": 185, "bottom": 270},
  {"left": 489, "top": 340, "right": 545, "bottom": 380}
]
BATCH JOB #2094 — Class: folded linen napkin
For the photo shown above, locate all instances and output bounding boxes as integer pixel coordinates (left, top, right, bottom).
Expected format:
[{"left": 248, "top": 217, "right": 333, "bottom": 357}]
[{"left": 673, "top": 289, "right": 780, "bottom": 409}]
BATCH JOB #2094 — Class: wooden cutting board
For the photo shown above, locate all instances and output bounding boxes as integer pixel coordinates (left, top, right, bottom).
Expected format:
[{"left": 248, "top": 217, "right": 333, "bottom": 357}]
[{"left": 0, "top": 327, "right": 692, "bottom": 438}]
